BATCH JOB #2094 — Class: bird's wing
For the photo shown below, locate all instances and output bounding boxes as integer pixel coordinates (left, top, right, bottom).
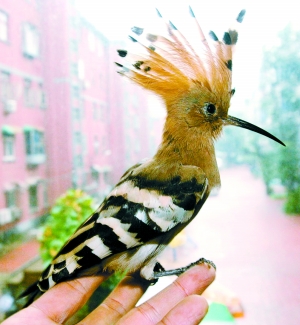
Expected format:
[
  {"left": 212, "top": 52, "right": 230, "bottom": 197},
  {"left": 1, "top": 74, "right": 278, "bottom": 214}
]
[{"left": 34, "top": 165, "right": 208, "bottom": 294}]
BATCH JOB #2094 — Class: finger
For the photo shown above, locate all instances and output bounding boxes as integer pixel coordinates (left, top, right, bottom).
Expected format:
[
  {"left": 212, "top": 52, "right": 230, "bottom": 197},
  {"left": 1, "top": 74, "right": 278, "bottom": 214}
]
[
  {"left": 118, "top": 263, "right": 215, "bottom": 325},
  {"left": 30, "top": 274, "right": 110, "bottom": 324},
  {"left": 78, "top": 275, "right": 150, "bottom": 325},
  {"left": 158, "top": 295, "right": 208, "bottom": 325}
]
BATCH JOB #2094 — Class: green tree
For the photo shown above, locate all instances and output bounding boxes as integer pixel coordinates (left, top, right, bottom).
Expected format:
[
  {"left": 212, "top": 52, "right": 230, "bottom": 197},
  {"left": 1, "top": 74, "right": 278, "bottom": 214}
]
[
  {"left": 39, "top": 189, "right": 96, "bottom": 265},
  {"left": 257, "top": 25, "right": 300, "bottom": 213}
]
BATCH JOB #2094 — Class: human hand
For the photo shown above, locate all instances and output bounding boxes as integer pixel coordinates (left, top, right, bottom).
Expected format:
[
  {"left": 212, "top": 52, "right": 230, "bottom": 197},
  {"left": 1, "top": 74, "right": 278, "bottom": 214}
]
[{"left": 2, "top": 263, "right": 215, "bottom": 325}]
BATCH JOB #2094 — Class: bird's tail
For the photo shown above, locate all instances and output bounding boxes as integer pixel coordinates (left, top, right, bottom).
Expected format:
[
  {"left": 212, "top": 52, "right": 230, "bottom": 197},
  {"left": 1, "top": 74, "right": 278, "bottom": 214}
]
[{"left": 18, "top": 280, "right": 43, "bottom": 308}]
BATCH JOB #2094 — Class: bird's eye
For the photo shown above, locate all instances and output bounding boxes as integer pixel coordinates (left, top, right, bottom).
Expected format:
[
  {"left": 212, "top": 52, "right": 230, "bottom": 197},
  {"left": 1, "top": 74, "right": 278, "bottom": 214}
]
[{"left": 204, "top": 103, "right": 216, "bottom": 115}]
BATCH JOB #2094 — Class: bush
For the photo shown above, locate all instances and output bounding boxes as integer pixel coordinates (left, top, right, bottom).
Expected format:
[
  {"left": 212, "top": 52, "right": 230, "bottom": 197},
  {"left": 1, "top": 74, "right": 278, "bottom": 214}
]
[
  {"left": 39, "top": 189, "right": 96, "bottom": 265},
  {"left": 284, "top": 188, "right": 300, "bottom": 215}
]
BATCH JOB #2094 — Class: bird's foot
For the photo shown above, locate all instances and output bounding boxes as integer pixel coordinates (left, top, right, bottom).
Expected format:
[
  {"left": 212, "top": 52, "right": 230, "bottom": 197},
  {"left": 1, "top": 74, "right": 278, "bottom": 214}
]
[{"left": 153, "top": 257, "right": 216, "bottom": 279}]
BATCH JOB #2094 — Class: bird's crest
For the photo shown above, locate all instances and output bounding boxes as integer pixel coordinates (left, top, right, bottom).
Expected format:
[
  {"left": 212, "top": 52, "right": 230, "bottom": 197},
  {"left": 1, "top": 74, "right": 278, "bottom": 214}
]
[{"left": 116, "top": 7, "right": 246, "bottom": 109}]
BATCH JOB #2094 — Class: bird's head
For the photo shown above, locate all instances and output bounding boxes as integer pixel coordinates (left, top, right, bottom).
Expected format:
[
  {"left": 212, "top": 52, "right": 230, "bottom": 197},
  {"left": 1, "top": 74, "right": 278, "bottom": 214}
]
[
  {"left": 167, "top": 81, "right": 232, "bottom": 141},
  {"left": 116, "top": 8, "right": 285, "bottom": 147}
]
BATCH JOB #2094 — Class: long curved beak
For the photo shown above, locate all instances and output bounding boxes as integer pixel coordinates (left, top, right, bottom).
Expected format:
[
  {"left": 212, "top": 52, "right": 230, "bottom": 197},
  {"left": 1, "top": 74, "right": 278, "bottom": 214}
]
[{"left": 224, "top": 115, "right": 285, "bottom": 146}]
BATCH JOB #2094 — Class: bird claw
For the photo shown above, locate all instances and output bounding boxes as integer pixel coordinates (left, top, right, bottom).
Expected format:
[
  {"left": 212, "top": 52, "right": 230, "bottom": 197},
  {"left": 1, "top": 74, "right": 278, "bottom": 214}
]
[
  {"left": 152, "top": 257, "right": 216, "bottom": 279},
  {"left": 188, "top": 257, "right": 216, "bottom": 270}
]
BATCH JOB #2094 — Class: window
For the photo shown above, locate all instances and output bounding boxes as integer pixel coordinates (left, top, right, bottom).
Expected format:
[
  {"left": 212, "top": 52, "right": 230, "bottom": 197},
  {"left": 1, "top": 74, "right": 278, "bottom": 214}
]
[
  {"left": 3, "top": 135, "right": 15, "bottom": 161},
  {"left": 72, "top": 85, "right": 80, "bottom": 98},
  {"left": 5, "top": 189, "right": 17, "bottom": 208},
  {"left": 75, "top": 154, "right": 83, "bottom": 167},
  {"left": 23, "top": 23, "right": 39, "bottom": 58},
  {"left": 4, "top": 186, "right": 21, "bottom": 221},
  {"left": 79, "top": 99, "right": 85, "bottom": 116},
  {"left": 2, "top": 126, "right": 15, "bottom": 161},
  {"left": 71, "top": 61, "right": 84, "bottom": 80},
  {"left": 72, "top": 107, "right": 81, "bottom": 120},
  {"left": 94, "top": 136, "right": 99, "bottom": 155},
  {"left": 0, "top": 11, "right": 8, "bottom": 42},
  {"left": 71, "top": 63, "right": 78, "bottom": 77},
  {"left": 42, "top": 182, "right": 48, "bottom": 208},
  {"left": 70, "top": 39, "right": 78, "bottom": 52},
  {"left": 39, "top": 83, "right": 47, "bottom": 109},
  {"left": 74, "top": 131, "right": 82, "bottom": 145},
  {"left": 24, "top": 79, "right": 33, "bottom": 107},
  {"left": 24, "top": 127, "right": 45, "bottom": 165},
  {"left": 72, "top": 172, "right": 78, "bottom": 188},
  {"left": 91, "top": 169, "right": 99, "bottom": 183},
  {"left": 0, "top": 71, "right": 12, "bottom": 101},
  {"left": 103, "top": 171, "right": 111, "bottom": 185},
  {"left": 78, "top": 60, "right": 84, "bottom": 79},
  {"left": 29, "top": 184, "right": 38, "bottom": 210}
]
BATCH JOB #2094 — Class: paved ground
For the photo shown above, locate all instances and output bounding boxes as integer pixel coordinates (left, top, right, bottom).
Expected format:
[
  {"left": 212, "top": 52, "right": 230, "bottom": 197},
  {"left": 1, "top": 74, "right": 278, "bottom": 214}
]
[
  {"left": 158, "top": 166, "right": 300, "bottom": 325},
  {"left": 0, "top": 240, "right": 39, "bottom": 273},
  {"left": 1, "top": 166, "right": 300, "bottom": 324}
]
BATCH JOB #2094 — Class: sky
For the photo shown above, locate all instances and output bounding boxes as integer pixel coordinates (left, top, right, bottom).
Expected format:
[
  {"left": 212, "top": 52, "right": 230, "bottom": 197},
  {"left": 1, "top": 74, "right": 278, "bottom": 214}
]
[
  {"left": 75, "top": 0, "right": 299, "bottom": 41},
  {"left": 75, "top": 0, "right": 299, "bottom": 118}
]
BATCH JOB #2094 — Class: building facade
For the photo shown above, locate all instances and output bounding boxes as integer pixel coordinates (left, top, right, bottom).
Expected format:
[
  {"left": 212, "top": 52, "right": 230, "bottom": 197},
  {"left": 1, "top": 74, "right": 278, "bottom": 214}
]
[
  {"left": 0, "top": 0, "right": 155, "bottom": 230},
  {"left": 0, "top": 0, "right": 47, "bottom": 227}
]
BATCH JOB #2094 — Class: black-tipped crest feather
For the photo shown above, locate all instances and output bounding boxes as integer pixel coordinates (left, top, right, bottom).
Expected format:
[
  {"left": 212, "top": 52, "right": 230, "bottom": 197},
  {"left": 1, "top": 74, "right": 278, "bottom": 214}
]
[
  {"left": 236, "top": 9, "right": 246, "bottom": 23},
  {"left": 115, "top": 7, "right": 246, "bottom": 102},
  {"left": 117, "top": 49, "right": 127, "bottom": 57},
  {"left": 131, "top": 26, "right": 144, "bottom": 35}
]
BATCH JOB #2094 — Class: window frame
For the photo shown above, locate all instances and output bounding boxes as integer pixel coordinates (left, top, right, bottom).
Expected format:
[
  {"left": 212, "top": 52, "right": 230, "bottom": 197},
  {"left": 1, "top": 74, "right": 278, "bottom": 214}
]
[
  {"left": 24, "top": 78, "right": 34, "bottom": 107},
  {"left": 3, "top": 134, "right": 15, "bottom": 161},
  {"left": 28, "top": 184, "right": 38, "bottom": 210},
  {"left": 0, "top": 10, "right": 8, "bottom": 43},
  {"left": 0, "top": 71, "right": 12, "bottom": 101},
  {"left": 22, "top": 22, "right": 40, "bottom": 59},
  {"left": 5, "top": 188, "right": 17, "bottom": 208},
  {"left": 24, "top": 127, "right": 46, "bottom": 165}
]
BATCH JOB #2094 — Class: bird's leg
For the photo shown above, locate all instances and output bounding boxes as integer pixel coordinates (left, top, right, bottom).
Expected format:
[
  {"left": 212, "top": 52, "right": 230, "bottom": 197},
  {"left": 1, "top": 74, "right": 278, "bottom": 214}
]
[
  {"left": 147, "top": 262, "right": 166, "bottom": 285},
  {"left": 153, "top": 258, "right": 216, "bottom": 279},
  {"left": 130, "top": 262, "right": 167, "bottom": 285}
]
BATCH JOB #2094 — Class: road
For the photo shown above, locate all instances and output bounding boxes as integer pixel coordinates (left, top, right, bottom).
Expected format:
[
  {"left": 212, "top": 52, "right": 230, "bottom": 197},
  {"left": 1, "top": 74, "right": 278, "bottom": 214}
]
[{"left": 159, "top": 166, "right": 300, "bottom": 325}]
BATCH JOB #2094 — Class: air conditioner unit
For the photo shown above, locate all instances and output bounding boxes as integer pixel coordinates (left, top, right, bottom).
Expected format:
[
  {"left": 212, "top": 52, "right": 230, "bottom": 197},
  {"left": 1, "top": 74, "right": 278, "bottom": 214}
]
[
  {"left": 4, "top": 99, "right": 17, "bottom": 114},
  {"left": 11, "top": 207, "right": 22, "bottom": 221},
  {"left": 0, "top": 208, "right": 12, "bottom": 225},
  {"left": 83, "top": 80, "right": 91, "bottom": 89}
]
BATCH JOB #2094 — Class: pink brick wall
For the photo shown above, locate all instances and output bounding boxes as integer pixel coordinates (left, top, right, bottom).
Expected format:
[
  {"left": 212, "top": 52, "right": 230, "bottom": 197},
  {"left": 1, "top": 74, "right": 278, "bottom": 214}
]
[{"left": 0, "top": 0, "right": 162, "bottom": 229}]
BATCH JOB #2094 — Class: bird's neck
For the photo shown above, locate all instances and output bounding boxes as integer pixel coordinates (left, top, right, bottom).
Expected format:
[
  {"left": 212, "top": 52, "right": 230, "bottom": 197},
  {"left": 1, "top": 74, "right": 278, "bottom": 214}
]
[{"left": 153, "top": 120, "right": 221, "bottom": 189}]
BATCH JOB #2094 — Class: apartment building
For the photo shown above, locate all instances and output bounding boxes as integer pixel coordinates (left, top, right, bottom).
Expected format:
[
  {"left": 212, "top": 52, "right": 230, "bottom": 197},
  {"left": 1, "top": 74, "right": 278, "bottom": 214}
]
[
  {"left": 0, "top": 0, "right": 153, "bottom": 229},
  {"left": 0, "top": 0, "right": 47, "bottom": 227}
]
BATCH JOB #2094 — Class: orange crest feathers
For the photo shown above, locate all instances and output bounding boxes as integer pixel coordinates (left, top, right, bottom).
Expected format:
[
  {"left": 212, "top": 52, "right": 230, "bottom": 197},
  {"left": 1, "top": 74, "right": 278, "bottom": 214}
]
[{"left": 116, "top": 8, "right": 246, "bottom": 105}]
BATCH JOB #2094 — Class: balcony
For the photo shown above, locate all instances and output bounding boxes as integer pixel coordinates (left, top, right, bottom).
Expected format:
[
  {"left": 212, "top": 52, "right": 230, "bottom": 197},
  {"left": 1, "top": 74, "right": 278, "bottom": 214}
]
[
  {"left": 3, "top": 100, "right": 17, "bottom": 114},
  {"left": 26, "top": 154, "right": 46, "bottom": 166},
  {"left": 0, "top": 208, "right": 21, "bottom": 226}
]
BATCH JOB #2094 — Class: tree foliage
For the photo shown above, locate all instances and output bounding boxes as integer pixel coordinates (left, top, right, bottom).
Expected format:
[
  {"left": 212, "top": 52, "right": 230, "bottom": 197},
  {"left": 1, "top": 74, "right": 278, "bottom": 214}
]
[
  {"left": 39, "top": 189, "right": 96, "bottom": 265},
  {"left": 257, "top": 25, "right": 300, "bottom": 213}
]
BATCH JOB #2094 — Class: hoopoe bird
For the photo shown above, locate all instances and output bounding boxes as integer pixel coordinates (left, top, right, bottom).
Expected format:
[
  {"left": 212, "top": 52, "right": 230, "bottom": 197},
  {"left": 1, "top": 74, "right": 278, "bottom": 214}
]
[{"left": 21, "top": 7, "right": 285, "bottom": 306}]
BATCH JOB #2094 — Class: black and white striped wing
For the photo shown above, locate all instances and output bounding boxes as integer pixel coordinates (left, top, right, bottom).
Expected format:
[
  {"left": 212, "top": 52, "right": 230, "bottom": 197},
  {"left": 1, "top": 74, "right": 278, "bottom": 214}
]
[{"left": 36, "top": 170, "right": 208, "bottom": 293}]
